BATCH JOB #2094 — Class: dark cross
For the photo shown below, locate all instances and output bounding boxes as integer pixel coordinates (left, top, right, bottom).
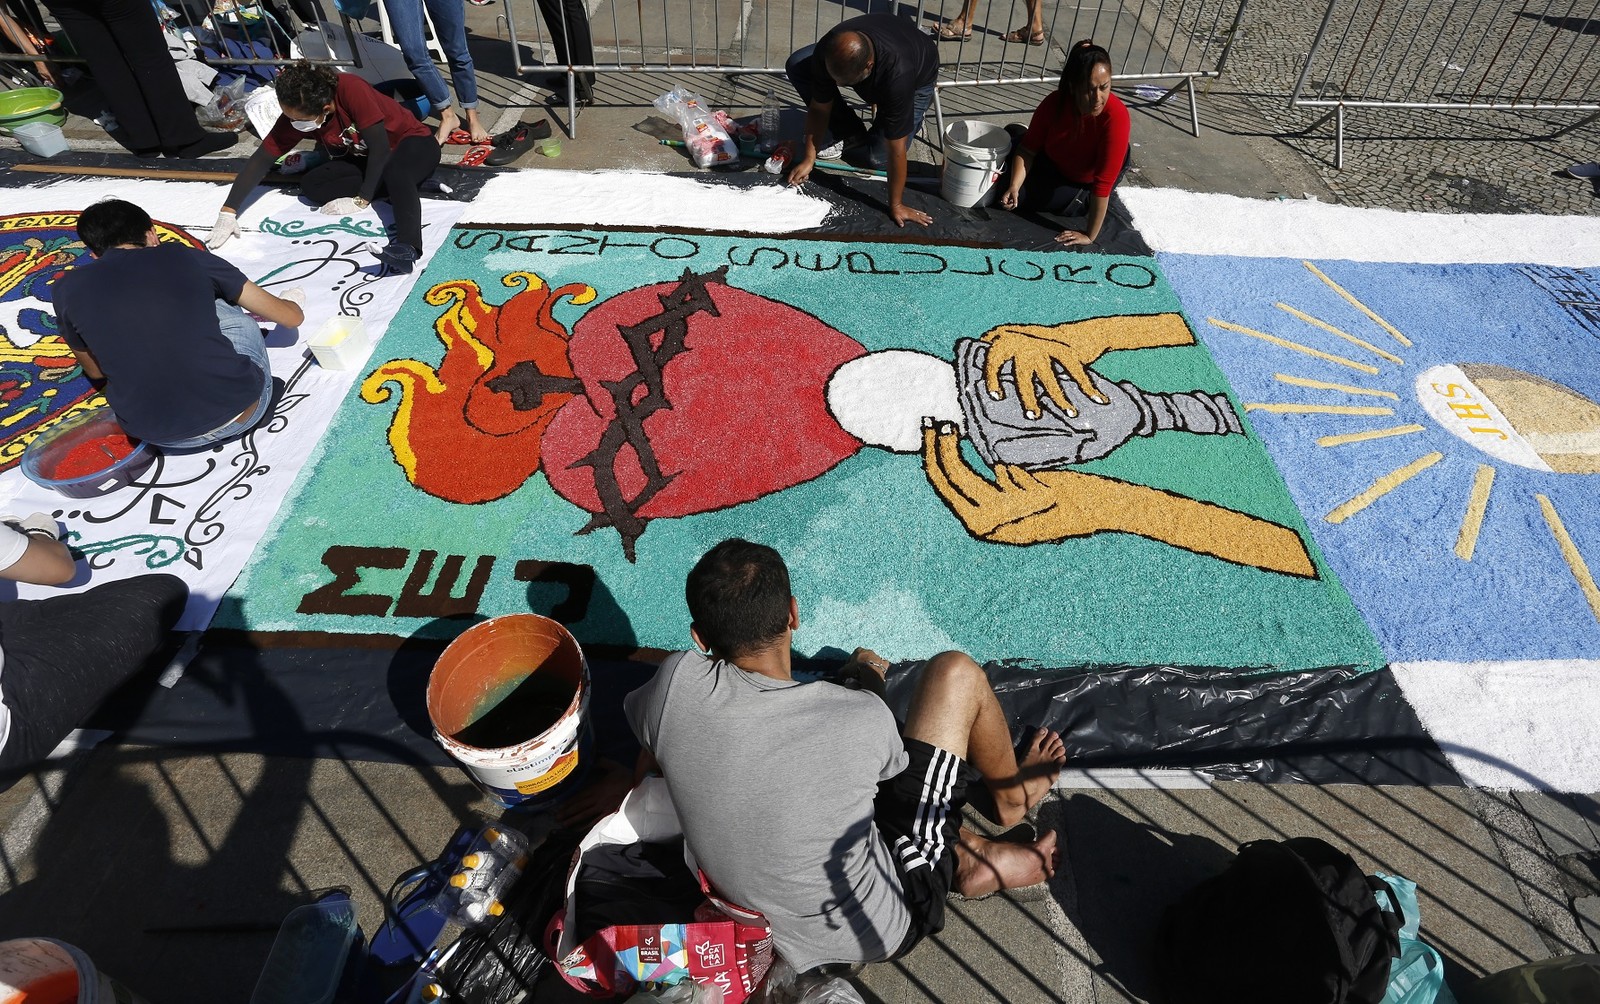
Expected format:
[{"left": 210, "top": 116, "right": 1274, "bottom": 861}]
[
  {"left": 484, "top": 363, "right": 582, "bottom": 411},
  {"left": 567, "top": 266, "right": 726, "bottom": 561}
]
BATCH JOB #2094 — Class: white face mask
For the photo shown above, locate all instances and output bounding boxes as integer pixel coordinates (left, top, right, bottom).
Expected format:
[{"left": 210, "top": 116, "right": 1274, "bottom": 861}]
[{"left": 289, "top": 114, "right": 324, "bottom": 133}]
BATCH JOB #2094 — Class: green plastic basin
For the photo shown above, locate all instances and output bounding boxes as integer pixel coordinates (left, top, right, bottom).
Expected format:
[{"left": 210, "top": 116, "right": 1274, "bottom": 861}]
[
  {"left": 0, "top": 108, "right": 66, "bottom": 135},
  {"left": 0, "top": 87, "right": 63, "bottom": 122}
]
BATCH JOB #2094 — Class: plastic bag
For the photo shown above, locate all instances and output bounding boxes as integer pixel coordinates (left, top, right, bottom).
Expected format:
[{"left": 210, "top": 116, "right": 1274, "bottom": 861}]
[
  {"left": 420, "top": 828, "right": 579, "bottom": 1004},
  {"left": 1375, "top": 873, "right": 1459, "bottom": 1004},
  {"left": 1461, "top": 954, "right": 1600, "bottom": 1003},
  {"left": 625, "top": 980, "right": 725, "bottom": 1002},
  {"left": 751, "top": 958, "right": 866, "bottom": 1004},
  {"left": 198, "top": 76, "right": 249, "bottom": 129},
  {"left": 652, "top": 88, "right": 738, "bottom": 168}
]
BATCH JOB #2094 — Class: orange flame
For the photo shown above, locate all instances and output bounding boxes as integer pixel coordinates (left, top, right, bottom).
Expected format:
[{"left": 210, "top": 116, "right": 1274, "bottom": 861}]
[{"left": 362, "top": 272, "right": 595, "bottom": 504}]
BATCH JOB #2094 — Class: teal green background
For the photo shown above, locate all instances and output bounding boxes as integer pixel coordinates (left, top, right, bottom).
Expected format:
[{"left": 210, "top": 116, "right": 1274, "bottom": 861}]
[{"left": 221, "top": 228, "right": 1383, "bottom": 673}]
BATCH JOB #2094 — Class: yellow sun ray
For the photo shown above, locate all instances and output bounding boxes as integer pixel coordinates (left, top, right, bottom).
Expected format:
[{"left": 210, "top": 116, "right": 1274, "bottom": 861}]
[
  {"left": 1207, "top": 318, "right": 1380, "bottom": 375},
  {"left": 1245, "top": 403, "right": 1395, "bottom": 416},
  {"left": 1275, "top": 373, "right": 1399, "bottom": 400},
  {"left": 1325, "top": 452, "right": 1444, "bottom": 524},
  {"left": 1275, "top": 303, "right": 1405, "bottom": 365},
  {"left": 1302, "top": 261, "right": 1414, "bottom": 348},
  {"left": 1535, "top": 494, "right": 1600, "bottom": 623},
  {"left": 1454, "top": 464, "right": 1496, "bottom": 561},
  {"left": 1317, "top": 424, "right": 1427, "bottom": 447}
]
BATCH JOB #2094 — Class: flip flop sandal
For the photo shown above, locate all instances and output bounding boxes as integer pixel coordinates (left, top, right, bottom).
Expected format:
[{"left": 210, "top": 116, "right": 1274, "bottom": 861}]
[
  {"left": 936, "top": 21, "right": 973, "bottom": 39},
  {"left": 444, "top": 128, "right": 475, "bottom": 145},
  {"left": 1003, "top": 27, "right": 1047, "bottom": 45},
  {"left": 457, "top": 143, "right": 493, "bottom": 168}
]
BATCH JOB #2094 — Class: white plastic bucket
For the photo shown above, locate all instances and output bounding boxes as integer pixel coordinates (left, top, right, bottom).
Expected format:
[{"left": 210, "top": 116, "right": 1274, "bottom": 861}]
[
  {"left": 0, "top": 937, "right": 151, "bottom": 1004},
  {"left": 942, "top": 119, "right": 1012, "bottom": 208},
  {"left": 427, "top": 614, "right": 592, "bottom": 809}
]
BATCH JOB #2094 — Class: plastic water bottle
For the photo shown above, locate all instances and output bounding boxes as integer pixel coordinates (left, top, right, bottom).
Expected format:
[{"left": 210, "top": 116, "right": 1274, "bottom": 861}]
[
  {"left": 446, "top": 826, "right": 530, "bottom": 925},
  {"left": 759, "top": 88, "right": 780, "bottom": 153}
]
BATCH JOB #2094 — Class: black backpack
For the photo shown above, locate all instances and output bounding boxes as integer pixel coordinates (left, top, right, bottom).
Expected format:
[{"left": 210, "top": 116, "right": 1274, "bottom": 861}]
[{"left": 1155, "top": 837, "right": 1402, "bottom": 1004}]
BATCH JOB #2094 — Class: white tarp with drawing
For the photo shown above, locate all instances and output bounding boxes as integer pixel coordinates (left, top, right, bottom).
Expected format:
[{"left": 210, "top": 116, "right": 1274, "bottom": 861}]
[{"left": 0, "top": 178, "right": 464, "bottom": 630}]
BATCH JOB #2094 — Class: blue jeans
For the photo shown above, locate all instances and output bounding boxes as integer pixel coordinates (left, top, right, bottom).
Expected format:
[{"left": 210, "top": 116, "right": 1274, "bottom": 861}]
[
  {"left": 785, "top": 43, "right": 935, "bottom": 169},
  {"left": 154, "top": 300, "right": 274, "bottom": 449},
  {"left": 385, "top": 0, "right": 478, "bottom": 112}
]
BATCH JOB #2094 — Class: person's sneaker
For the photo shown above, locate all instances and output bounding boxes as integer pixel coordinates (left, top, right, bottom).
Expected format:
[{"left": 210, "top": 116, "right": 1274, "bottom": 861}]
[
  {"left": 491, "top": 119, "right": 551, "bottom": 147},
  {"left": 368, "top": 240, "right": 420, "bottom": 274},
  {"left": 816, "top": 140, "right": 845, "bottom": 161},
  {"left": 486, "top": 119, "right": 551, "bottom": 166},
  {"left": 545, "top": 82, "right": 594, "bottom": 108}
]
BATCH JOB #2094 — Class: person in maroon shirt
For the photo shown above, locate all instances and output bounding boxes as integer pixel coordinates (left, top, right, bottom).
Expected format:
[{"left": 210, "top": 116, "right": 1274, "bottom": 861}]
[
  {"left": 999, "top": 40, "right": 1131, "bottom": 248},
  {"left": 207, "top": 63, "right": 441, "bottom": 274}
]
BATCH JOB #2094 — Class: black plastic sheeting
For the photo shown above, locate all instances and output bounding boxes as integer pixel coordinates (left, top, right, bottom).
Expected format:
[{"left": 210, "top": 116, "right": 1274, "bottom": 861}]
[
  {"left": 691, "top": 169, "right": 1152, "bottom": 256},
  {"left": 86, "top": 637, "right": 1456, "bottom": 787},
  {"left": 884, "top": 661, "right": 1459, "bottom": 786},
  {"left": 85, "top": 637, "right": 656, "bottom": 772}
]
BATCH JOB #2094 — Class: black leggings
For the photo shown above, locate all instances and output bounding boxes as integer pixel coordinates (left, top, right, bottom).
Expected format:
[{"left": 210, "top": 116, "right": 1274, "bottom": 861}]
[
  {"left": 1015, "top": 145, "right": 1130, "bottom": 214},
  {"left": 0, "top": 574, "right": 187, "bottom": 778},
  {"left": 1017, "top": 155, "right": 1096, "bottom": 214},
  {"left": 535, "top": 0, "right": 596, "bottom": 96},
  {"left": 301, "top": 135, "right": 441, "bottom": 251}
]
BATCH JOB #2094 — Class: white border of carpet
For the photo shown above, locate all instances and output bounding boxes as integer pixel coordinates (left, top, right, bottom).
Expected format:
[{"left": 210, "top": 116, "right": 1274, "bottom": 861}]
[
  {"left": 1391, "top": 660, "right": 1600, "bottom": 790},
  {"left": 1120, "top": 189, "right": 1600, "bottom": 266},
  {"left": 461, "top": 170, "right": 832, "bottom": 232}
]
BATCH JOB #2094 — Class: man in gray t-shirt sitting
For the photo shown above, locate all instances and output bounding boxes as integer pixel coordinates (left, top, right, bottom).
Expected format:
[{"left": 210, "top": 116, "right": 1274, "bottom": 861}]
[{"left": 621, "top": 539, "right": 1066, "bottom": 972}]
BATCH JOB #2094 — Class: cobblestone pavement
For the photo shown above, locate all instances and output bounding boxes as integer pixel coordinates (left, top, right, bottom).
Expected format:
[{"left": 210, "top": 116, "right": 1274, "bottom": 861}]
[{"left": 1194, "top": 0, "right": 1600, "bottom": 215}]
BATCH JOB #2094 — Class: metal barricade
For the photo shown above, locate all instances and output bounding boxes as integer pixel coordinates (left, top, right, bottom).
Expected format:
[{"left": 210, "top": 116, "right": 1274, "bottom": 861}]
[
  {"left": 931, "top": 0, "right": 1247, "bottom": 139},
  {"left": 501, "top": 0, "right": 1245, "bottom": 139},
  {"left": 1291, "top": 0, "right": 1600, "bottom": 167}
]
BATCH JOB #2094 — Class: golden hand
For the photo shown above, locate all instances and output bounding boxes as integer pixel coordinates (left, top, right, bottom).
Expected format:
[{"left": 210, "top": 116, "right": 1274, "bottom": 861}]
[{"left": 978, "top": 313, "right": 1195, "bottom": 420}]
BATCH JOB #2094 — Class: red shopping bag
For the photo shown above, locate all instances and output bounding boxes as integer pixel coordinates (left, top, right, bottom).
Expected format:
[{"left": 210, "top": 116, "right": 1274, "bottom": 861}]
[{"left": 546, "top": 778, "right": 773, "bottom": 1002}]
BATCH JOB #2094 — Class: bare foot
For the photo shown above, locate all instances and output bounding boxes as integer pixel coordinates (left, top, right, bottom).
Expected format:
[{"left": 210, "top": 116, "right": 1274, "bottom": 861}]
[
  {"left": 464, "top": 108, "right": 491, "bottom": 144},
  {"left": 955, "top": 828, "right": 1059, "bottom": 898},
  {"left": 1018, "top": 726, "right": 1066, "bottom": 808},
  {"left": 435, "top": 106, "right": 461, "bottom": 145}
]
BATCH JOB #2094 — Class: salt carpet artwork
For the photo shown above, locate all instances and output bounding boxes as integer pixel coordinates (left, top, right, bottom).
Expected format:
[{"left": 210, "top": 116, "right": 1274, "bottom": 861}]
[
  {"left": 222, "top": 226, "right": 1380, "bottom": 674},
  {"left": 0, "top": 179, "right": 463, "bottom": 629},
  {"left": 1126, "top": 187, "right": 1600, "bottom": 791},
  {"left": 1159, "top": 254, "right": 1600, "bottom": 663}
]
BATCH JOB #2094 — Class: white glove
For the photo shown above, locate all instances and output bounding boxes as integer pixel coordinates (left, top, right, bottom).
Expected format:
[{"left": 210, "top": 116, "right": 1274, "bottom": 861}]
[
  {"left": 3, "top": 512, "right": 59, "bottom": 540},
  {"left": 319, "top": 197, "right": 370, "bottom": 215},
  {"left": 207, "top": 211, "right": 241, "bottom": 250},
  {"left": 279, "top": 287, "right": 306, "bottom": 308}
]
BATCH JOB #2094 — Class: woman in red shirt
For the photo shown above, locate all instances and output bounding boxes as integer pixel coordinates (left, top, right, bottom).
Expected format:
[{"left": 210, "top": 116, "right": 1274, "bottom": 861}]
[
  {"left": 208, "top": 63, "right": 440, "bottom": 274},
  {"left": 999, "top": 40, "right": 1130, "bottom": 247}
]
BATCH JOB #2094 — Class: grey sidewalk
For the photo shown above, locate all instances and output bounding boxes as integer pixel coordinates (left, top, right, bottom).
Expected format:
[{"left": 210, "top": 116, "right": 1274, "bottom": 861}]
[{"left": 2, "top": 747, "right": 1596, "bottom": 1001}]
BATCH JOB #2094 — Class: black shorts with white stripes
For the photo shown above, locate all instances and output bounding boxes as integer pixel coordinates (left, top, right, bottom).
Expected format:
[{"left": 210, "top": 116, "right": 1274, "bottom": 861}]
[{"left": 874, "top": 738, "right": 975, "bottom": 958}]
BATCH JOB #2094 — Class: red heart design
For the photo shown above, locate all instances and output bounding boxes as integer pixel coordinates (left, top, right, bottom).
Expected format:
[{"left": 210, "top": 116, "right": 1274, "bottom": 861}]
[{"left": 543, "top": 271, "right": 866, "bottom": 523}]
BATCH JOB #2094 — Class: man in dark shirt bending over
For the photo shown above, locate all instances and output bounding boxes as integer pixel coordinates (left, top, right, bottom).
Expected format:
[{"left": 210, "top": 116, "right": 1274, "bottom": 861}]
[
  {"left": 786, "top": 14, "right": 939, "bottom": 228},
  {"left": 54, "top": 199, "right": 304, "bottom": 449}
]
